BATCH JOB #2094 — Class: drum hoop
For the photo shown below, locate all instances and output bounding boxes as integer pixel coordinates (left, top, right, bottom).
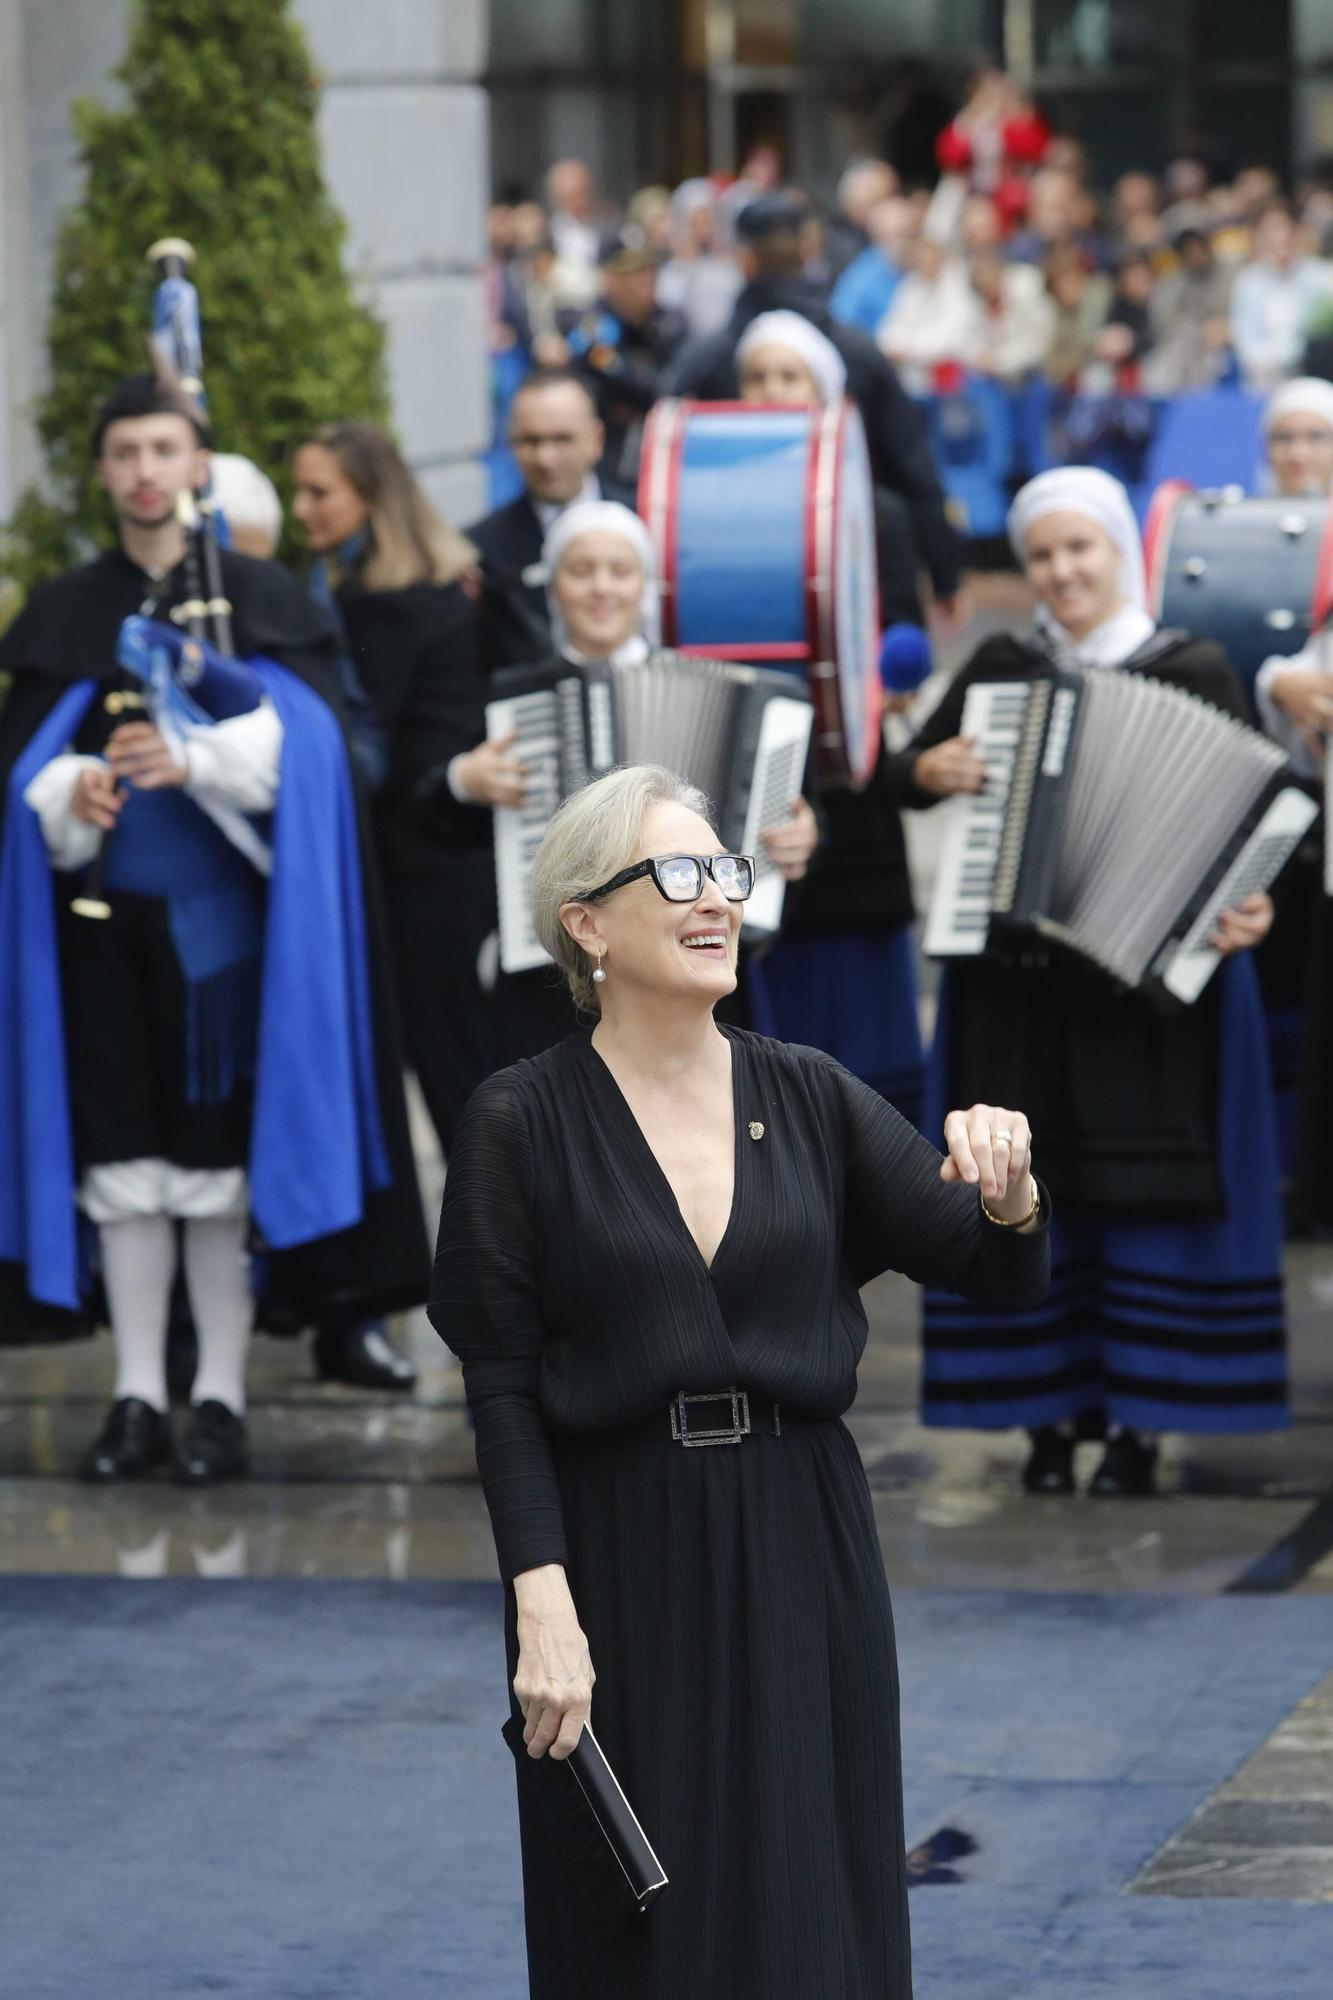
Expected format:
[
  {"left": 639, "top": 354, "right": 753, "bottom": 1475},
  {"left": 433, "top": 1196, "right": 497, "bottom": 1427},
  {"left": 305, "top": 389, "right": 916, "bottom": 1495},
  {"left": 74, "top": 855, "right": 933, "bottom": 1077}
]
[
  {"left": 639, "top": 398, "right": 689, "bottom": 648},
  {"left": 802, "top": 400, "right": 850, "bottom": 780},
  {"left": 1311, "top": 497, "right": 1333, "bottom": 632},
  {"left": 1141, "top": 479, "right": 1192, "bottom": 619},
  {"left": 673, "top": 642, "right": 809, "bottom": 661}
]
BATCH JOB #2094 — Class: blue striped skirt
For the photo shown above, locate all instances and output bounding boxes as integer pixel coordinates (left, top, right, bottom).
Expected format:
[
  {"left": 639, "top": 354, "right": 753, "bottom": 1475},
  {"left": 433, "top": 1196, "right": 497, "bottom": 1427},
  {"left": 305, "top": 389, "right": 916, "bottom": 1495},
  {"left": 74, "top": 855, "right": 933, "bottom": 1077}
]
[
  {"left": 746, "top": 926, "right": 924, "bottom": 1127},
  {"left": 921, "top": 955, "right": 1289, "bottom": 1435}
]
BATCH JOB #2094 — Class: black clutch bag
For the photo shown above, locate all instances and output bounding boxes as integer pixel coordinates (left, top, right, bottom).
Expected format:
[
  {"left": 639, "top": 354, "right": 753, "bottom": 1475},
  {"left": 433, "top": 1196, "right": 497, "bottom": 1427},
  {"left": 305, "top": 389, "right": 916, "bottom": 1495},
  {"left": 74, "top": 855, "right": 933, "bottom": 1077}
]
[{"left": 502, "top": 1714, "right": 669, "bottom": 1927}]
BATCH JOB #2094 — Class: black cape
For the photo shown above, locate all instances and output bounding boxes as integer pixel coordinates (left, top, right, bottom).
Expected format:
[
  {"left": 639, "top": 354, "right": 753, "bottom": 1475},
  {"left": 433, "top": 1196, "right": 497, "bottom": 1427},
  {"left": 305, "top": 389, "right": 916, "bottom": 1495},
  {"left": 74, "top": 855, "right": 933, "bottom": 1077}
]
[
  {"left": 0, "top": 546, "right": 430, "bottom": 1341},
  {"left": 884, "top": 627, "right": 1253, "bottom": 1214}
]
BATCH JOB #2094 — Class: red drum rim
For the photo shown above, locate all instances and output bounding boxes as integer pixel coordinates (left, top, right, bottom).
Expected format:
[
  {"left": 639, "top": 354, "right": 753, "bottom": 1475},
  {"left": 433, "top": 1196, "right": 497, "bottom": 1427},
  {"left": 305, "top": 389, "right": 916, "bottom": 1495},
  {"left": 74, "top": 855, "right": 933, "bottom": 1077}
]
[
  {"left": 639, "top": 397, "right": 691, "bottom": 648},
  {"left": 805, "top": 400, "right": 879, "bottom": 788},
  {"left": 1141, "top": 478, "right": 1193, "bottom": 619},
  {"left": 1311, "top": 496, "right": 1333, "bottom": 632}
]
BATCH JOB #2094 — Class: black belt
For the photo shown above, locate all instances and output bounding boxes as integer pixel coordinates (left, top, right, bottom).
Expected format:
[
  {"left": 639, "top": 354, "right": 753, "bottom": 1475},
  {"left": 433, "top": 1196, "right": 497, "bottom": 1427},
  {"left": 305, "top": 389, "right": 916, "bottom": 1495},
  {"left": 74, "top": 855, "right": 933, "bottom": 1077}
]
[{"left": 668, "top": 1388, "right": 782, "bottom": 1447}]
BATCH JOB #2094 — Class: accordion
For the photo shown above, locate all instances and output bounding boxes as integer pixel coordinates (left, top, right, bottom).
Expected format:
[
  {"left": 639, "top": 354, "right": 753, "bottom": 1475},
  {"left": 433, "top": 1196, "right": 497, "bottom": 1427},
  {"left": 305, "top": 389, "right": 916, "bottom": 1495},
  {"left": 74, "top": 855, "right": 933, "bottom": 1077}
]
[
  {"left": 487, "top": 651, "right": 814, "bottom": 976},
  {"left": 925, "top": 666, "right": 1319, "bottom": 1005}
]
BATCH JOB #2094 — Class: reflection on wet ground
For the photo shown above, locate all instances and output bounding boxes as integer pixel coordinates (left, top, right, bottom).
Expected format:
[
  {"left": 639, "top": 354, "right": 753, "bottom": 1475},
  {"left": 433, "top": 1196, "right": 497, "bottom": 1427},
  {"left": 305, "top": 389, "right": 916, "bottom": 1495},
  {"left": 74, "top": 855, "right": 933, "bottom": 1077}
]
[{"left": 2, "top": 1248, "right": 1330, "bottom": 1592}]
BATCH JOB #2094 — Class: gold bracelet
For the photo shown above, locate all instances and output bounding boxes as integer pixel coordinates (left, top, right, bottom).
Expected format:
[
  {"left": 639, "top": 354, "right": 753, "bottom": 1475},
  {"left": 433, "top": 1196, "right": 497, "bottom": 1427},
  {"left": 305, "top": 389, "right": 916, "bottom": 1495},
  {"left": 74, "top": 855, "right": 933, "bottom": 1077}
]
[{"left": 980, "top": 1180, "right": 1040, "bottom": 1229}]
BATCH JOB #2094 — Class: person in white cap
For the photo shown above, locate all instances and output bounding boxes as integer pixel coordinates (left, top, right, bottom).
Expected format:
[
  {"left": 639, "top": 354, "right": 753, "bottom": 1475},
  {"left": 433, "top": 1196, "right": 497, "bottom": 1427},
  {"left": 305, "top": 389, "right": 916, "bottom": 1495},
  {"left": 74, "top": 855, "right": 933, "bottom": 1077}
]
[
  {"left": 1263, "top": 375, "right": 1333, "bottom": 498},
  {"left": 448, "top": 498, "right": 818, "bottom": 1064},
  {"left": 887, "top": 465, "right": 1285, "bottom": 1498}
]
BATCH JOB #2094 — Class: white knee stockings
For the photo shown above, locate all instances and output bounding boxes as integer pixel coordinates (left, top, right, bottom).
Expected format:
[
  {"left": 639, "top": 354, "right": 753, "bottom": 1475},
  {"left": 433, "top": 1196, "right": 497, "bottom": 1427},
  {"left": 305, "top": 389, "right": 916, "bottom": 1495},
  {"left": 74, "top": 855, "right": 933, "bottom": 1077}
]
[{"left": 100, "top": 1213, "right": 252, "bottom": 1417}]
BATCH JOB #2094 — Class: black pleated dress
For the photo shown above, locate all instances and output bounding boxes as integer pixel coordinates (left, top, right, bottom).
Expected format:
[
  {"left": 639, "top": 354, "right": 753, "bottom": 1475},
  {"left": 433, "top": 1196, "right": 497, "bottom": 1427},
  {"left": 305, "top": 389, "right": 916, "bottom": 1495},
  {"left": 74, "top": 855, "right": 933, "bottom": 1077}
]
[{"left": 430, "top": 1026, "right": 1050, "bottom": 1999}]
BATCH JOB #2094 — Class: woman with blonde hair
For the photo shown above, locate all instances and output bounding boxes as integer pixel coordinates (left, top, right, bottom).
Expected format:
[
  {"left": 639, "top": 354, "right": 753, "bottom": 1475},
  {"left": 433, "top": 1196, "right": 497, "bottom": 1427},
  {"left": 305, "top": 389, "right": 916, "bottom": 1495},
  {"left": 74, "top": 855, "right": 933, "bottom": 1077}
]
[
  {"left": 431, "top": 760, "right": 1048, "bottom": 1999},
  {"left": 292, "top": 421, "right": 492, "bottom": 1383}
]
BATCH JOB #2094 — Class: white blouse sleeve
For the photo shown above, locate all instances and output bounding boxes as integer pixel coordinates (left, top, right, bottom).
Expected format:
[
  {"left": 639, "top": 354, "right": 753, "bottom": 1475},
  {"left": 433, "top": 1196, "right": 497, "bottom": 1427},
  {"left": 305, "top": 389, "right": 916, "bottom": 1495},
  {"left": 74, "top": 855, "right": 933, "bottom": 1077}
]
[
  {"left": 21, "top": 754, "right": 106, "bottom": 872},
  {"left": 182, "top": 699, "right": 284, "bottom": 815},
  {"left": 1253, "top": 648, "right": 1322, "bottom": 781}
]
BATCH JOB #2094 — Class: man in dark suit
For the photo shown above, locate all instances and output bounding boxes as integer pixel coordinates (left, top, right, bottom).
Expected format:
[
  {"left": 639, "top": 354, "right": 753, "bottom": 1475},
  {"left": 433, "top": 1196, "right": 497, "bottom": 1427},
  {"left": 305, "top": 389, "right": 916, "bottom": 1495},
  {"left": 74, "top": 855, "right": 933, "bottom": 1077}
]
[
  {"left": 466, "top": 368, "right": 631, "bottom": 670},
  {"left": 662, "top": 195, "right": 965, "bottom": 626}
]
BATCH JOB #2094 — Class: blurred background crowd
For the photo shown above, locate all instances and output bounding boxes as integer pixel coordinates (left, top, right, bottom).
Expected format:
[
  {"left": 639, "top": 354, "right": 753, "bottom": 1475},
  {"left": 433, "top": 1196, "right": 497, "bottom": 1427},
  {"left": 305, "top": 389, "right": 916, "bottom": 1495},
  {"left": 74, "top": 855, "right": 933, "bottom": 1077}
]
[{"left": 481, "top": 62, "right": 1333, "bottom": 533}]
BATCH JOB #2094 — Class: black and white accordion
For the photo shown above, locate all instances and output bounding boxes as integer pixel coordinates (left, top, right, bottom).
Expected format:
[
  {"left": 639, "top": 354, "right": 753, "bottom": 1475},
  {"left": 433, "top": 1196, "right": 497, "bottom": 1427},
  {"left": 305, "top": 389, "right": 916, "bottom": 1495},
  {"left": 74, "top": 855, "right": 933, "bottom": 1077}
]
[
  {"left": 924, "top": 667, "right": 1319, "bottom": 1005},
  {"left": 486, "top": 651, "right": 814, "bottom": 975}
]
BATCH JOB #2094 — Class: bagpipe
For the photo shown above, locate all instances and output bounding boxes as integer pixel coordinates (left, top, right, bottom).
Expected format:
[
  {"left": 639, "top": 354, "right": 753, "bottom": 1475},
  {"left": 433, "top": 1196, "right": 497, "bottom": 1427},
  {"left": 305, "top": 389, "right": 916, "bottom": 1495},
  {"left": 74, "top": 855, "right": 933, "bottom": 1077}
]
[{"left": 73, "top": 237, "right": 240, "bottom": 919}]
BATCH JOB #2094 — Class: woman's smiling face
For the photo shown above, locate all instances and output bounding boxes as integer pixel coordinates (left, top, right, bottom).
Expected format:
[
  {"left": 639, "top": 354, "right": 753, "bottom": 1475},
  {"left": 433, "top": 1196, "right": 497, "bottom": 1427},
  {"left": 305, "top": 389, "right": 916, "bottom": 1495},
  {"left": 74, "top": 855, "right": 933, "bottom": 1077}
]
[
  {"left": 561, "top": 801, "right": 742, "bottom": 1010},
  {"left": 1021, "top": 510, "right": 1124, "bottom": 641},
  {"left": 552, "top": 530, "right": 645, "bottom": 656}
]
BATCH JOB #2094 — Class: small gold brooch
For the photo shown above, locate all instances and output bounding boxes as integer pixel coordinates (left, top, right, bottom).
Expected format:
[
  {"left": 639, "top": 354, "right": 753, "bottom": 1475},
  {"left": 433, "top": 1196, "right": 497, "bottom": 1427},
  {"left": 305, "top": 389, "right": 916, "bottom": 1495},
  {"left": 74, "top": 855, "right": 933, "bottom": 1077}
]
[{"left": 748, "top": 1121, "right": 765, "bottom": 1141}]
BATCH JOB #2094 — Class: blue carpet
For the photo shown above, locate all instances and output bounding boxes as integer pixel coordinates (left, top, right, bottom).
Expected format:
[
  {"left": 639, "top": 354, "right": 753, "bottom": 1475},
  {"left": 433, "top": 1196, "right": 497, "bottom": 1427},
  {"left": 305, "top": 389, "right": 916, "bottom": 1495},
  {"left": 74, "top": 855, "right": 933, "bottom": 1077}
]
[{"left": 2, "top": 1580, "right": 1330, "bottom": 1998}]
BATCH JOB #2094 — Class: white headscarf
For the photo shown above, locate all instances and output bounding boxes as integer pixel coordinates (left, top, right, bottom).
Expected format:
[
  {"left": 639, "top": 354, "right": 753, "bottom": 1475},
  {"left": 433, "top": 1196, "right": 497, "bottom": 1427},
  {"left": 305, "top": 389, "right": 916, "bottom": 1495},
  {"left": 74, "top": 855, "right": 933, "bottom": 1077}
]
[
  {"left": 542, "top": 499, "right": 660, "bottom": 658},
  {"left": 1263, "top": 376, "right": 1333, "bottom": 435},
  {"left": 1007, "top": 467, "right": 1155, "bottom": 667},
  {"left": 736, "top": 310, "right": 848, "bottom": 406}
]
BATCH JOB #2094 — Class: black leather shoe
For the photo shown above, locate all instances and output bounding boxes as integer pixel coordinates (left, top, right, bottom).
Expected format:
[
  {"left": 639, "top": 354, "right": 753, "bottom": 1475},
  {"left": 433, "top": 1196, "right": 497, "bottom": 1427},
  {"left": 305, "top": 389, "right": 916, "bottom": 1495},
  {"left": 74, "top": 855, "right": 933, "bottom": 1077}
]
[
  {"left": 175, "top": 1400, "right": 249, "bottom": 1485},
  {"left": 1022, "top": 1424, "right": 1076, "bottom": 1495},
  {"left": 79, "top": 1398, "right": 173, "bottom": 1483},
  {"left": 314, "top": 1321, "right": 416, "bottom": 1392},
  {"left": 1088, "top": 1430, "right": 1158, "bottom": 1497}
]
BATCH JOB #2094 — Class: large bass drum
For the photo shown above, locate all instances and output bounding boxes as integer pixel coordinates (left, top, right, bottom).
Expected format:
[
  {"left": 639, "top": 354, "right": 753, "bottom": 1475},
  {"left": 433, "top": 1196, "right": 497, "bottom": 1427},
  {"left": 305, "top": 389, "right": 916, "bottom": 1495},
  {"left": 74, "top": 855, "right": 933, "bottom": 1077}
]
[
  {"left": 638, "top": 398, "right": 881, "bottom": 788},
  {"left": 1143, "top": 482, "right": 1333, "bottom": 707}
]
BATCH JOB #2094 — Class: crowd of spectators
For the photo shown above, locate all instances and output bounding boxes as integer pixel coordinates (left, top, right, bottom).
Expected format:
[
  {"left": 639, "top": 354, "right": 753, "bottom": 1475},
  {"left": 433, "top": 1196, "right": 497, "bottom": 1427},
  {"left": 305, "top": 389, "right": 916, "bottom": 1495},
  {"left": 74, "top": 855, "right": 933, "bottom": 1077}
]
[{"left": 483, "top": 63, "right": 1333, "bottom": 509}]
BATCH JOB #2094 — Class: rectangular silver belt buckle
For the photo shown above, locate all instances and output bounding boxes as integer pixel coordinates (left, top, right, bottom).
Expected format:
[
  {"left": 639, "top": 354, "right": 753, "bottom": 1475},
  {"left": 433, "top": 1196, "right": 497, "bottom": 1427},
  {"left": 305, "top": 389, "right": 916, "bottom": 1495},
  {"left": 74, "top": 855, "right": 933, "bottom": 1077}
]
[{"left": 670, "top": 1389, "right": 750, "bottom": 1447}]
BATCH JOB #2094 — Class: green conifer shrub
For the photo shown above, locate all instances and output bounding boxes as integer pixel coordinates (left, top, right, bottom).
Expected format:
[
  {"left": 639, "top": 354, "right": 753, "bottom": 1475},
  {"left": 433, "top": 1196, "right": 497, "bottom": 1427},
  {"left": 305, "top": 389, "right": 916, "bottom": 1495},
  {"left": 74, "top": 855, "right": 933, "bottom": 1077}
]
[{"left": 3, "top": 0, "right": 389, "bottom": 596}]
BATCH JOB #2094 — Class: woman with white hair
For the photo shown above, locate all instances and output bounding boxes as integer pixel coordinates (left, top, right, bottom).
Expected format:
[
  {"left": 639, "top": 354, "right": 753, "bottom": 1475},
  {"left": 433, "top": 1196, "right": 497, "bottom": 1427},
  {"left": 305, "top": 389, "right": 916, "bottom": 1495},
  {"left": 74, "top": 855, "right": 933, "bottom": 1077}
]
[
  {"left": 1263, "top": 375, "right": 1333, "bottom": 497},
  {"left": 449, "top": 496, "right": 818, "bottom": 1062},
  {"left": 736, "top": 311, "right": 928, "bottom": 1124},
  {"left": 888, "top": 466, "right": 1286, "bottom": 1497},
  {"left": 431, "top": 759, "right": 1048, "bottom": 1999}
]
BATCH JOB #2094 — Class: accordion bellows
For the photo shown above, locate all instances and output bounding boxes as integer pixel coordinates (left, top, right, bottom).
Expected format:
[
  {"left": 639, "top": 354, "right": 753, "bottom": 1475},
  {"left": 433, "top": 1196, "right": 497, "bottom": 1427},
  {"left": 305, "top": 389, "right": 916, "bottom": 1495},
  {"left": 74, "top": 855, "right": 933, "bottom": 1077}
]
[
  {"left": 927, "top": 668, "right": 1318, "bottom": 1005},
  {"left": 487, "top": 652, "right": 813, "bottom": 976}
]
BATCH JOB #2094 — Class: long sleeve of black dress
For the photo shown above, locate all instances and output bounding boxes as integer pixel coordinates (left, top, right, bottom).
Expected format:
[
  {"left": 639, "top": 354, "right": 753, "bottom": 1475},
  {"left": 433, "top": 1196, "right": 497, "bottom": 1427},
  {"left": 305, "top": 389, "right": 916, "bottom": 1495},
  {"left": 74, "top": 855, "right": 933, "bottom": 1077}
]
[
  {"left": 821, "top": 1049, "right": 1050, "bottom": 1296},
  {"left": 430, "top": 1031, "right": 1049, "bottom": 1584}
]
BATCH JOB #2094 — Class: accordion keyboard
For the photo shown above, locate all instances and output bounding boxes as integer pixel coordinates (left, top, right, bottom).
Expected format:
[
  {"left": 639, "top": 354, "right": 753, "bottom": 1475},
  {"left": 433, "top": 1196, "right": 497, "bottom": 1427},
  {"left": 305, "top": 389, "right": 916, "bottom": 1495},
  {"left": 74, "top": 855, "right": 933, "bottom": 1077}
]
[
  {"left": 489, "top": 675, "right": 604, "bottom": 976},
  {"left": 923, "top": 680, "right": 1032, "bottom": 957},
  {"left": 1159, "top": 786, "right": 1320, "bottom": 1005},
  {"left": 740, "top": 695, "right": 817, "bottom": 937}
]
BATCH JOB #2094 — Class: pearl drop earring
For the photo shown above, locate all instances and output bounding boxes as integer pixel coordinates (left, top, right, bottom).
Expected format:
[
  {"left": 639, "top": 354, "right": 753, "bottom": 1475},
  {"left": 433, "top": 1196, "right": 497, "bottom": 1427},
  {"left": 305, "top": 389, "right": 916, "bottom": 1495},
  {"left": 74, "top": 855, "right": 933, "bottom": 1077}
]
[{"left": 592, "top": 950, "right": 606, "bottom": 986}]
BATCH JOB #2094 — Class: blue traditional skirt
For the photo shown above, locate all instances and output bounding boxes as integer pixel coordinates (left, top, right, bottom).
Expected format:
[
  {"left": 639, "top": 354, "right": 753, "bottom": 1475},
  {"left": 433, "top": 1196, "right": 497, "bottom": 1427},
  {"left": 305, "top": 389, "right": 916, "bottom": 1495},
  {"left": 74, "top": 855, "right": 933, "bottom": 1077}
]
[
  {"left": 746, "top": 926, "right": 924, "bottom": 1126},
  {"left": 921, "top": 955, "right": 1289, "bottom": 1435}
]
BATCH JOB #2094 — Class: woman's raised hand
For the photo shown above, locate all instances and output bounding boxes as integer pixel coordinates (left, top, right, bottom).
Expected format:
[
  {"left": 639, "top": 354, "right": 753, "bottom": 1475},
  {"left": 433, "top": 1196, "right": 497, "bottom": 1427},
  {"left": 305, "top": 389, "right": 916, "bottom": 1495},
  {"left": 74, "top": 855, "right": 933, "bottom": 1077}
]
[
  {"left": 912, "top": 735, "right": 987, "bottom": 797},
  {"left": 512, "top": 1563, "right": 596, "bottom": 1761},
  {"left": 454, "top": 730, "right": 528, "bottom": 809},
  {"left": 941, "top": 1103, "right": 1035, "bottom": 1221}
]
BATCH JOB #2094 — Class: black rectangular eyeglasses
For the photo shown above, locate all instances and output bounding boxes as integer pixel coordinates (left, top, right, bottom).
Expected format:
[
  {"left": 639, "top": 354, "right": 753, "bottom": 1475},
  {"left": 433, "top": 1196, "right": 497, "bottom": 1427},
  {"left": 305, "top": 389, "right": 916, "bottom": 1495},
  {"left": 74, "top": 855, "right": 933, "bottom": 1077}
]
[{"left": 585, "top": 852, "right": 755, "bottom": 905}]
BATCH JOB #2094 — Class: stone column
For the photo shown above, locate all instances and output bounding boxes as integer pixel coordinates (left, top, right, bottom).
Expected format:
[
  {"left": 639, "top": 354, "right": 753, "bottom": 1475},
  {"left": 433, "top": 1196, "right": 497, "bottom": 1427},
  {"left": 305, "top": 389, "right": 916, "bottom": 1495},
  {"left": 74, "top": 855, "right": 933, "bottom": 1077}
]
[{"left": 297, "top": 0, "right": 491, "bottom": 525}]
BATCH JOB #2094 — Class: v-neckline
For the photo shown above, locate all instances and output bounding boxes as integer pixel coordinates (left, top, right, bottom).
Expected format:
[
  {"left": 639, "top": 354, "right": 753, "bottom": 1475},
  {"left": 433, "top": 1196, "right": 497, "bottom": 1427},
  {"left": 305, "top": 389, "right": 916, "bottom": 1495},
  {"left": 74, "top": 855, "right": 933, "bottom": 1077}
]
[{"left": 582, "top": 1028, "right": 744, "bottom": 1278}]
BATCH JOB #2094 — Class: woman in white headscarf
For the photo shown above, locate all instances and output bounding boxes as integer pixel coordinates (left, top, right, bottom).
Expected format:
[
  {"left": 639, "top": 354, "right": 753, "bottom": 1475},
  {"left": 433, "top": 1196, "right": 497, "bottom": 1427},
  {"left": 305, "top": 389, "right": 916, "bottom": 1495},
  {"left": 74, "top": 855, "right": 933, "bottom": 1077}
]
[
  {"left": 1263, "top": 376, "right": 1333, "bottom": 497},
  {"left": 734, "top": 311, "right": 929, "bottom": 1127},
  {"left": 886, "top": 465, "right": 1287, "bottom": 1498},
  {"left": 451, "top": 498, "right": 817, "bottom": 1063}
]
